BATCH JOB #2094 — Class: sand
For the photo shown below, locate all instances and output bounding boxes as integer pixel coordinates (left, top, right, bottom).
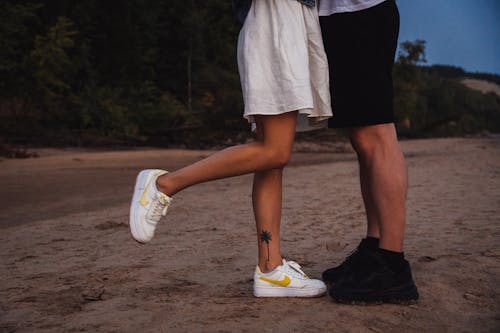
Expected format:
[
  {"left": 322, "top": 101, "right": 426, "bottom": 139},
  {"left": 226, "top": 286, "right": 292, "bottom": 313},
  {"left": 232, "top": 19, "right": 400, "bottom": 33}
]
[
  {"left": 461, "top": 78, "right": 500, "bottom": 97},
  {"left": 0, "top": 137, "right": 499, "bottom": 333}
]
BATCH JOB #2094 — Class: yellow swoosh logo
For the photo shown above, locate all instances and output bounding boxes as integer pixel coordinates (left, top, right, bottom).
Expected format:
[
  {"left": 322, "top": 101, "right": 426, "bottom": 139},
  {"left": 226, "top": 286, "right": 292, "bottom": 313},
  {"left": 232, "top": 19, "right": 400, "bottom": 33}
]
[
  {"left": 259, "top": 276, "right": 291, "bottom": 287},
  {"left": 139, "top": 174, "right": 156, "bottom": 207},
  {"left": 140, "top": 193, "right": 149, "bottom": 207}
]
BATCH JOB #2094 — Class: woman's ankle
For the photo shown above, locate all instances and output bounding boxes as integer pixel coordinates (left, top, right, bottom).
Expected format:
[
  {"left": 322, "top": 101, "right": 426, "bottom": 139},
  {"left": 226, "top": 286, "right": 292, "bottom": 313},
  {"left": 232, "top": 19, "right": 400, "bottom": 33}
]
[
  {"left": 156, "top": 174, "right": 174, "bottom": 196},
  {"left": 258, "top": 257, "right": 283, "bottom": 273}
]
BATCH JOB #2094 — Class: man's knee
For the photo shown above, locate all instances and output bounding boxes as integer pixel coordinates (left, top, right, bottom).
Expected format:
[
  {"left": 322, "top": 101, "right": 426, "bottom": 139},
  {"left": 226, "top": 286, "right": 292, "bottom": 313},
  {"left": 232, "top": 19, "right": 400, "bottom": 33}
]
[{"left": 349, "top": 123, "right": 399, "bottom": 157}]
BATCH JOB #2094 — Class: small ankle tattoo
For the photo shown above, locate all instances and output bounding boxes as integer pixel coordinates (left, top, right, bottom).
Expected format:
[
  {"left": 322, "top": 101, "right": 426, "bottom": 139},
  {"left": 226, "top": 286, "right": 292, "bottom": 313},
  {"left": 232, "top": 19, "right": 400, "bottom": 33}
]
[{"left": 260, "top": 230, "right": 272, "bottom": 263}]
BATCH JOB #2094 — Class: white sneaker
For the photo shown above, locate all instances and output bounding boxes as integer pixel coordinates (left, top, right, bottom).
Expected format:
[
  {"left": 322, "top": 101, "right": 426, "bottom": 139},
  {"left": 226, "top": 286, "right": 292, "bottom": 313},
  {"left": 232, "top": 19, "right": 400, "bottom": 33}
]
[
  {"left": 129, "top": 169, "right": 172, "bottom": 243},
  {"left": 253, "top": 259, "right": 327, "bottom": 297}
]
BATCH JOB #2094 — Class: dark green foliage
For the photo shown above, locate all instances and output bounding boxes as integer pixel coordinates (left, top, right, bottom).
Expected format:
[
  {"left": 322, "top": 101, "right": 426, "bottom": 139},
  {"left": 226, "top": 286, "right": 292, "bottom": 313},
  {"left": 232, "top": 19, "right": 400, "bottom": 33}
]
[
  {"left": 0, "top": 0, "right": 243, "bottom": 146},
  {"left": 0, "top": 5, "right": 498, "bottom": 147},
  {"left": 397, "top": 39, "right": 427, "bottom": 66},
  {"left": 0, "top": 2, "right": 42, "bottom": 96},
  {"left": 30, "top": 17, "right": 77, "bottom": 112},
  {"left": 424, "top": 65, "right": 500, "bottom": 86},
  {"left": 394, "top": 40, "right": 500, "bottom": 137}
]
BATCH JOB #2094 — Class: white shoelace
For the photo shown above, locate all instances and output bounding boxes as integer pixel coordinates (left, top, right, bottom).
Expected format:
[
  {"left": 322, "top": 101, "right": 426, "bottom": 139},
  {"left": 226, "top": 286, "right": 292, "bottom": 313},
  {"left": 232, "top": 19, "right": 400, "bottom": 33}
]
[
  {"left": 149, "top": 192, "right": 170, "bottom": 222},
  {"left": 281, "top": 260, "right": 308, "bottom": 279}
]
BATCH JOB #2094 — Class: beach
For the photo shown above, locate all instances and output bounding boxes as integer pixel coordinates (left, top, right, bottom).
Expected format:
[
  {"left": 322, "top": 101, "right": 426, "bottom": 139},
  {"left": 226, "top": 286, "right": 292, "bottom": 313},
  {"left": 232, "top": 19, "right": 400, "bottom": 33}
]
[{"left": 1, "top": 137, "right": 499, "bottom": 332}]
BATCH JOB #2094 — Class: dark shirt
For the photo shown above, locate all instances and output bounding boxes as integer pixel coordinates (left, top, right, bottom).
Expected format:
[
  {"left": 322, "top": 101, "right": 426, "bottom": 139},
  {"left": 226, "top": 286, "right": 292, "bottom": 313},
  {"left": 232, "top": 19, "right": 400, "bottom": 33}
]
[{"left": 232, "top": 0, "right": 316, "bottom": 24}]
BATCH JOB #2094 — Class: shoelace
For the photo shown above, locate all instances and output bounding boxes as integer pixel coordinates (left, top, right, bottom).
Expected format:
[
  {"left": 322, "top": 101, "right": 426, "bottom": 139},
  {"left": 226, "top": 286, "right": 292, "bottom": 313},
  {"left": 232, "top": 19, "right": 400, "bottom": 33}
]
[
  {"left": 149, "top": 192, "right": 170, "bottom": 222},
  {"left": 282, "top": 260, "right": 308, "bottom": 279}
]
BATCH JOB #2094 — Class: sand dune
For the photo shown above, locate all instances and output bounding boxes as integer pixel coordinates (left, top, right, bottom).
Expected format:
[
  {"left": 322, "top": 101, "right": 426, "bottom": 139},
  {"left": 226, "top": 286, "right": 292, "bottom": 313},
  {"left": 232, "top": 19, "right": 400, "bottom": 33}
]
[
  {"left": 0, "top": 137, "right": 499, "bottom": 332},
  {"left": 461, "top": 78, "right": 500, "bottom": 97}
]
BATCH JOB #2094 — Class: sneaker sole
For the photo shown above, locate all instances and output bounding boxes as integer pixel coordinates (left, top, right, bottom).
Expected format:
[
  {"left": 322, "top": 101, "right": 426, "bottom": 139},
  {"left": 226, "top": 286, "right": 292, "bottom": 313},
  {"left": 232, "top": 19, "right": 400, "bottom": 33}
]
[
  {"left": 330, "top": 284, "right": 419, "bottom": 305},
  {"left": 129, "top": 169, "right": 162, "bottom": 243},
  {"left": 332, "top": 297, "right": 419, "bottom": 305},
  {"left": 253, "top": 286, "right": 327, "bottom": 298}
]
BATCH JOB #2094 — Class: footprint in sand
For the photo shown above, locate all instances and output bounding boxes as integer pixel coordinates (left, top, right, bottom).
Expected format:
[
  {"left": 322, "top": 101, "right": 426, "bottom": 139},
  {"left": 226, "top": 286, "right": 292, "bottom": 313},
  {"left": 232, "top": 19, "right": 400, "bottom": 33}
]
[{"left": 95, "top": 220, "right": 127, "bottom": 230}]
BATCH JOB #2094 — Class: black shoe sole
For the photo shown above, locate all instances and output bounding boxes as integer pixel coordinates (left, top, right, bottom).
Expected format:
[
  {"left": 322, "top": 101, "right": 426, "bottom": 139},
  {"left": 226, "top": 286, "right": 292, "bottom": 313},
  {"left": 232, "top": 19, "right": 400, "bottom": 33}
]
[
  {"left": 330, "top": 284, "right": 419, "bottom": 305},
  {"left": 332, "top": 297, "right": 418, "bottom": 305}
]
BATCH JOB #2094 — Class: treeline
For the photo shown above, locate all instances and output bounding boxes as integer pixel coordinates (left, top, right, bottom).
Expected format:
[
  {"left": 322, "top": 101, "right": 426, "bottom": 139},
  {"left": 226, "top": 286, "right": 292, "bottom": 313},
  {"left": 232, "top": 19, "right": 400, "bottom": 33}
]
[
  {"left": 0, "top": 1, "right": 499, "bottom": 147},
  {"left": 1, "top": 0, "right": 243, "bottom": 147},
  {"left": 423, "top": 65, "right": 500, "bottom": 86},
  {"left": 394, "top": 40, "right": 500, "bottom": 137}
]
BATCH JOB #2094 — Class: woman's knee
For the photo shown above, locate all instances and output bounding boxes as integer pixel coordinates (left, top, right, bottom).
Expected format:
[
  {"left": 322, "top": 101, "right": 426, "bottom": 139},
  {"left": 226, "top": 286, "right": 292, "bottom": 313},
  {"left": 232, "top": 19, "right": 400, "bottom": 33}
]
[
  {"left": 254, "top": 113, "right": 297, "bottom": 167},
  {"left": 263, "top": 147, "right": 292, "bottom": 169}
]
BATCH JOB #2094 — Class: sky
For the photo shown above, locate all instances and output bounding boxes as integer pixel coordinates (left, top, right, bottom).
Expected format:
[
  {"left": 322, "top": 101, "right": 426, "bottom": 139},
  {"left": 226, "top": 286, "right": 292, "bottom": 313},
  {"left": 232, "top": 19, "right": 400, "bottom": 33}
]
[{"left": 396, "top": 0, "right": 500, "bottom": 74}]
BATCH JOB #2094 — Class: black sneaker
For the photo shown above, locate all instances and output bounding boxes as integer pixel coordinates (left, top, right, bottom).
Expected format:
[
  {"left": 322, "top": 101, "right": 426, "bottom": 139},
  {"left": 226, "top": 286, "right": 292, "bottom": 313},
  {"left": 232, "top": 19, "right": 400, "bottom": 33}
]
[
  {"left": 329, "top": 251, "right": 419, "bottom": 304},
  {"left": 322, "top": 240, "right": 374, "bottom": 285}
]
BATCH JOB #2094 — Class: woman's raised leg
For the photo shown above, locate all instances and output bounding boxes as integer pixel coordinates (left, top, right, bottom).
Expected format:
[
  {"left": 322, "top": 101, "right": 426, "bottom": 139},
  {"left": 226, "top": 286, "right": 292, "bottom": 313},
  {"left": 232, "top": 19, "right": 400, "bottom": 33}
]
[
  {"left": 156, "top": 112, "right": 298, "bottom": 196},
  {"left": 131, "top": 112, "right": 297, "bottom": 243}
]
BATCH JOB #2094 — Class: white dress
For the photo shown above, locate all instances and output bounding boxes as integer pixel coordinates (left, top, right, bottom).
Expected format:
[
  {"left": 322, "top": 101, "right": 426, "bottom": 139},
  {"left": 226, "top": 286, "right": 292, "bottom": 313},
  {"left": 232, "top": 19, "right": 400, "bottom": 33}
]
[
  {"left": 237, "top": 0, "right": 333, "bottom": 131},
  {"left": 318, "top": 0, "right": 387, "bottom": 15}
]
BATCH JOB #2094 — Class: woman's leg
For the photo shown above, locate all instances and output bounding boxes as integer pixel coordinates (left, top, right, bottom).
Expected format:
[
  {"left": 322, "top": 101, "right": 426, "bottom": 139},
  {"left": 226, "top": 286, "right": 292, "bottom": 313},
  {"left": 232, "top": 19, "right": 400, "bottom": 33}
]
[
  {"left": 156, "top": 112, "right": 298, "bottom": 197},
  {"left": 250, "top": 116, "right": 327, "bottom": 297},
  {"left": 157, "top": 113, "right": 296, "bottom": 272},
  {"left": 251, "top": 116, "right": 296, "bottom": 272},
  {"left": 253, "top": 169, "right": 283, "bottom": 272},
  {"left": 131, "top": 112, "right": 297, "bottom": 244}
]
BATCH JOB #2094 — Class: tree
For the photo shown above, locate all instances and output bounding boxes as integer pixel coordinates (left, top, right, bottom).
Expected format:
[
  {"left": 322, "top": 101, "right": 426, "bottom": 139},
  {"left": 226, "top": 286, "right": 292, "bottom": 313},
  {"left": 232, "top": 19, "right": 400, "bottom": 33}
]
[
  {"left": 0, "top": 2, "right": 42, "bottom": 96},
  {"left": 30, "top": 16, "right": 78, "bottom": 112},
  {"left": 397, "top": 39, "right": 427, "bottom": 66},
  {"left": 394, "top": 40, "right": 427, "bottom": 131}
]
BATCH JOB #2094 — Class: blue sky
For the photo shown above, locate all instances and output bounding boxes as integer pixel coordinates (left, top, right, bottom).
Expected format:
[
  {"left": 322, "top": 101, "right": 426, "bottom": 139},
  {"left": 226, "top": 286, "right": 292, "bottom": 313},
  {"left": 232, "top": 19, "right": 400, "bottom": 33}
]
[{"left": 397, "top": 0, "right": 500, "bottom": 74}]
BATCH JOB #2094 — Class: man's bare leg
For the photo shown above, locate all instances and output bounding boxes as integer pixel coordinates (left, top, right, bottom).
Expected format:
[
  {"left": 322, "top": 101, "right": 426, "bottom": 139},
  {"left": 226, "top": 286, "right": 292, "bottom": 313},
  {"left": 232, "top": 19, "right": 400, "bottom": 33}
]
[{"left": 349, "top": 123, "right": 407, "bottom": 252}]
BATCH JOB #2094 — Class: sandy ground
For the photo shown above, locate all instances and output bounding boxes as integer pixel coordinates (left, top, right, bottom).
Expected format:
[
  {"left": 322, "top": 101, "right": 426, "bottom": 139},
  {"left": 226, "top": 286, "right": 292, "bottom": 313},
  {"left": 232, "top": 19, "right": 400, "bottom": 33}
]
[
  {"left": 461, "top": 78, "right": 500, "bottom": 97},
  {"left": 0, "top": 137, "right": 499, "bottom": 333}
]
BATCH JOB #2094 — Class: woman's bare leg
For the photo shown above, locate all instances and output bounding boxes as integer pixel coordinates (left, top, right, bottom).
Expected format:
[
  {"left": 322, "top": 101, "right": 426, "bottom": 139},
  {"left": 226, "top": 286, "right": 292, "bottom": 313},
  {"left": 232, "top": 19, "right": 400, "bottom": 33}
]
[
  {"left": 253, "top": 169, "right": 284, "bottom": 272},
  {"left": 251, "top": 116, "right": 297, "bottom": 272},
  {"left": 156, "top": 112, "right": 298, "bottom": 197},
  {"left": 156, "top": 113, "right": 297, "bottom": 272}
]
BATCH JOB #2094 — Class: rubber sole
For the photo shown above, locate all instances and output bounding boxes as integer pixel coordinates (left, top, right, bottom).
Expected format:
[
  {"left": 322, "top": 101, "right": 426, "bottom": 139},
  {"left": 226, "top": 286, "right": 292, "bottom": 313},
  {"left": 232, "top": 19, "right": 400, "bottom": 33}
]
[
  {"left": 332, "top": 297, "right": 418, "bottom": 305},
  {"left": 330, "top": 284, "right": 419, "bottom": 305},
  {"left": 254, "top": 286, "right": 327, "bottom": 298}
]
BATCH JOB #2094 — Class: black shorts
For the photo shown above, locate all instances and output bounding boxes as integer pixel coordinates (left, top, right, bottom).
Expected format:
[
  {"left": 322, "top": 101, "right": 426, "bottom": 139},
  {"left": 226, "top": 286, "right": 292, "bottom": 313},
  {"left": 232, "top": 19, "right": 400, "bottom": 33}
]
[{"left": 319, "top": 0, "right": 400, "bottom": 128}]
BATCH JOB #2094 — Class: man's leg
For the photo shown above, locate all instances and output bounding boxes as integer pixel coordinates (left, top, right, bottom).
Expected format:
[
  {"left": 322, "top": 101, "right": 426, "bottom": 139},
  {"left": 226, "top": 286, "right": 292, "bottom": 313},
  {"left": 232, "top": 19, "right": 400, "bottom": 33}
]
[
  {"left": 349, "top": 123, "right": 407, "bottom": 252},
  {"left": 322, "top": 122, "right": 407, "bottom": 284},
  {"left": 326, "top": 123, "right": 417, "bottom": 303}
]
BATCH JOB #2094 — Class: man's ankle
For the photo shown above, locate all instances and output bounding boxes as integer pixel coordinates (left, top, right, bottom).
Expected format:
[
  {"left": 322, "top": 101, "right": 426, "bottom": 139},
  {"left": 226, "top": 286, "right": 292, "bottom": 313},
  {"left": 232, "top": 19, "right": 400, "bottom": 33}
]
[
  {"left": 377, "top": 247, "right": 406, "bottom": 272},
  {"left": 361, "top": 236, "right": 379, "bottom": 250}
]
